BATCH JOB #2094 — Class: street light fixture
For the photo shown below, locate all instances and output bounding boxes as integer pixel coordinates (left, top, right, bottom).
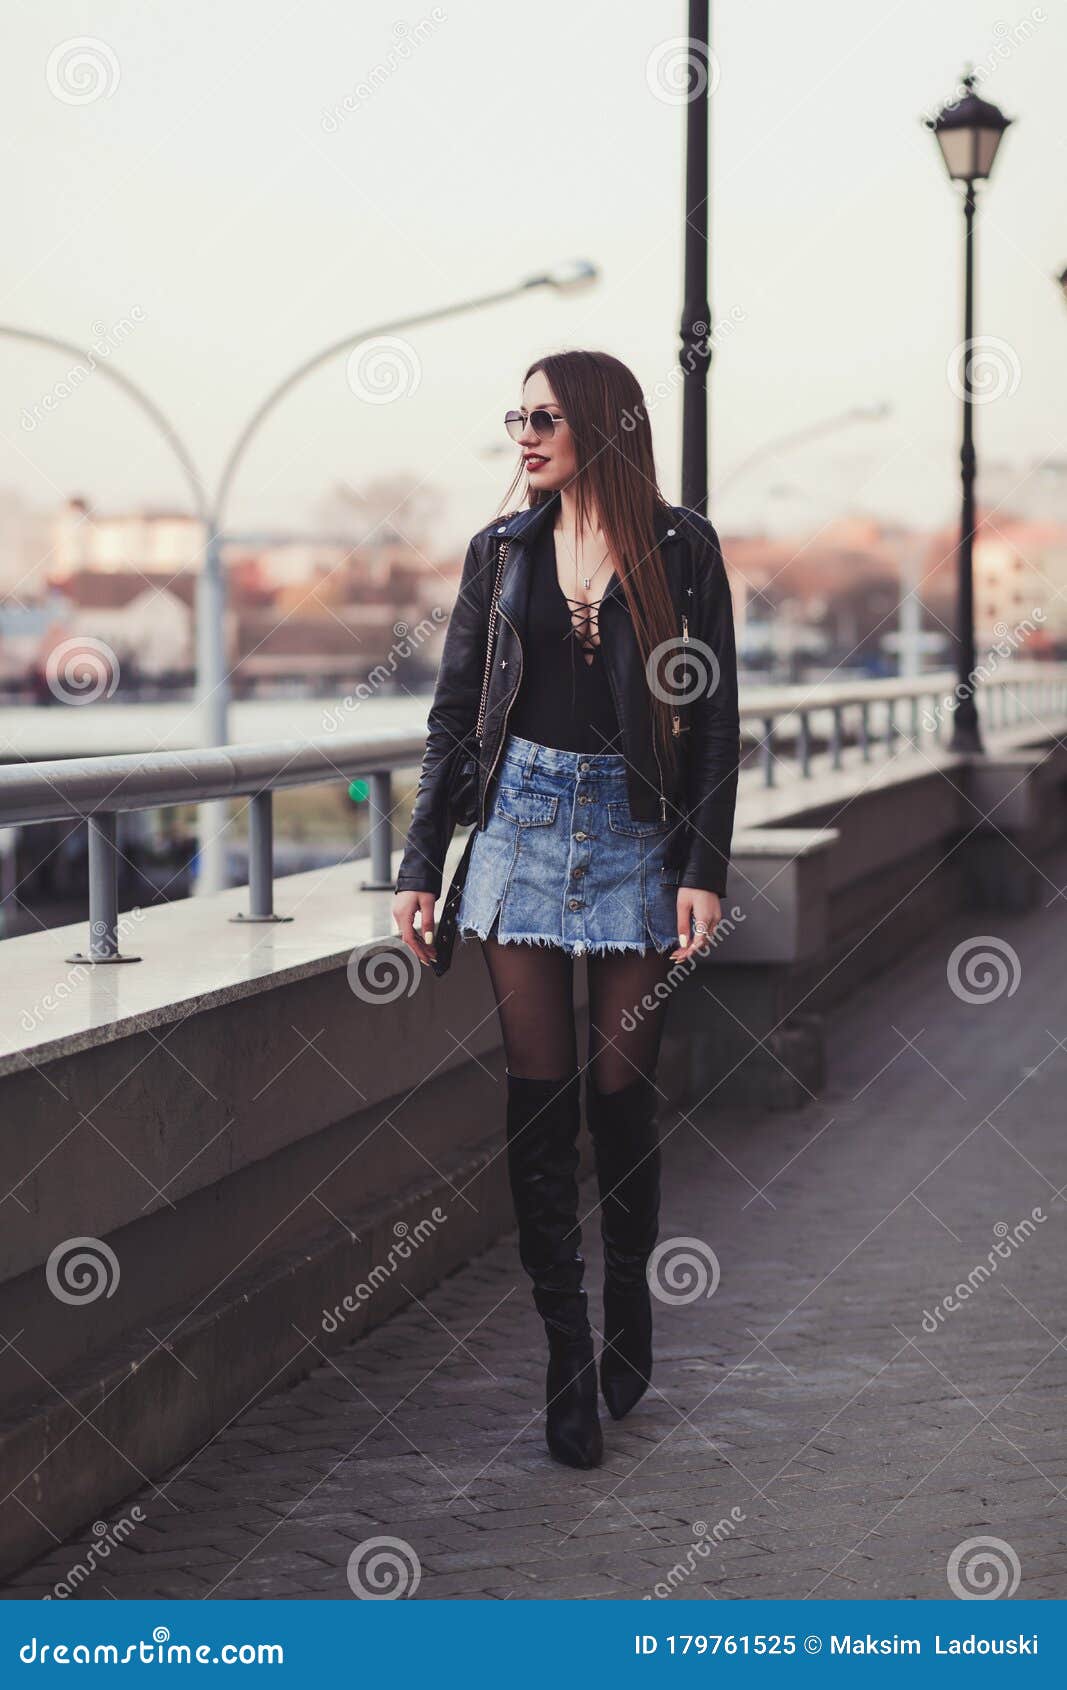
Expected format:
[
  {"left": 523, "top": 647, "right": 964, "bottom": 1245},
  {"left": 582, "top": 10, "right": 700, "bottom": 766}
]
[
  {"left": 925, "top": 71, "right": 1013, "bottom": 755},
  {"left": 521, "top": 260, "right": 600, "bottom": 296},
  {"left": 928, "top": 75, "right": 1013, "bottom": 181}
]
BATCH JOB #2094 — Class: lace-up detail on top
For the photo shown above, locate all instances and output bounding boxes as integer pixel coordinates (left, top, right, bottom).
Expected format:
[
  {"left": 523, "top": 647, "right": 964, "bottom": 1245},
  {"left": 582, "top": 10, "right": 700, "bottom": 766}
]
[
  {"left": 507, "top": 525, "right": 619, "bottom": 754},
  {"left": 561, "top": 592, "right": 606, "bottom": 663}
]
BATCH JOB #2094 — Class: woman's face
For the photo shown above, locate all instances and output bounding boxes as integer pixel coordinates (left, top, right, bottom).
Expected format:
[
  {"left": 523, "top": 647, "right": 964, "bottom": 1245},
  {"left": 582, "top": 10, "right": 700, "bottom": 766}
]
[{"left": 515, "top": 370, "right": 577, "bottom": 492}]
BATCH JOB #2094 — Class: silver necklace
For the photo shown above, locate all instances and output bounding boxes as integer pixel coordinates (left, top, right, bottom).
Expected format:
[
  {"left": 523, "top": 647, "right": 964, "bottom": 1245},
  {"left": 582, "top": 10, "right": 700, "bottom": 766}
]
[{"left": 555, "top": 521, "right": 610, "bottom": 592}]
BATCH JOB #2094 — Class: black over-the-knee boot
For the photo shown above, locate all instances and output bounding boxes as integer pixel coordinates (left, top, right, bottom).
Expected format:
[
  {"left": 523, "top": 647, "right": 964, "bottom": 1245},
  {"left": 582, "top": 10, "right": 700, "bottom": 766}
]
[
  {"left": 505, "top": 1071, "right": 603, "bottom": 1469},
  {"left": 587, "top": 1073, "right": 661, "bottom": 1420}
]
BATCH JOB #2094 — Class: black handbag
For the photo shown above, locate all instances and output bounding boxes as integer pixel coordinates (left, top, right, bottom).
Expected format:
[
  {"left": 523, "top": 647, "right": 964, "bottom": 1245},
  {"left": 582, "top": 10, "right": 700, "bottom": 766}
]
[
  {"left": 429, "top": 828, "right": 477, "bottom": 977},
  {"left": 430, "top": 532, "right": 512, "bottom": 977}
]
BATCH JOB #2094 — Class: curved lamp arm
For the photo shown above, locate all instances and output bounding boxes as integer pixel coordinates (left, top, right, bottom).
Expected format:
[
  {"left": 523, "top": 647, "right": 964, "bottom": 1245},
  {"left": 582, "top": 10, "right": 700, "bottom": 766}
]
[
  {"left": 716, "top": 403, "right": 891, "bottom": 495},
  {"left": 213, "top": 267, "right": 599, "bottom": 525},
  {"left": 0, "top": 324, "right": 210, "bottom": 526}
]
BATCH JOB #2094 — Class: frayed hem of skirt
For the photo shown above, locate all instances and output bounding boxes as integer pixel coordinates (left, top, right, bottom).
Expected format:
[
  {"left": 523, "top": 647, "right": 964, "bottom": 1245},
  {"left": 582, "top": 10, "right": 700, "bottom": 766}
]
[{"left": 457, "top": 924, "right": 677, "bottom": 958}]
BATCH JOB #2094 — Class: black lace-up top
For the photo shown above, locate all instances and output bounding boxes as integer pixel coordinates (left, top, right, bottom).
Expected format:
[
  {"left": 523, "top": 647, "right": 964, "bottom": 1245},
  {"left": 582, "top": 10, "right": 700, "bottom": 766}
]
[{"left": 508, "top": 522, "right": 621, "bottom": 754}]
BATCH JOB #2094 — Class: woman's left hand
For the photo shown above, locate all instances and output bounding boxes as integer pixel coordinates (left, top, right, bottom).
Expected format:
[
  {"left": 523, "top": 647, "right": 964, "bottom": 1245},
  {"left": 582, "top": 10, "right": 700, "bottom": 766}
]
[{"left": 670, "top": 890, "right": 722, "bottom": 963}]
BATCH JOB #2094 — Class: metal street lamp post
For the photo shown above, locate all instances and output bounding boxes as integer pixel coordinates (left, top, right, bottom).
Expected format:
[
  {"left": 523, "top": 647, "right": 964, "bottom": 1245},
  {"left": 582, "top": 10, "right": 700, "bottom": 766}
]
[
  {"left": 680, "top": 0, "right": 712, "bottom": 515},
  {"left": 925, "top": 71, "right": 1013, "bottom": 755}
]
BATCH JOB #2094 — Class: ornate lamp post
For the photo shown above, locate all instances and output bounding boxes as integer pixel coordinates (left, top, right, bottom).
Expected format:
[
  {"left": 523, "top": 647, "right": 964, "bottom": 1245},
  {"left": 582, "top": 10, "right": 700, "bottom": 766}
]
[{"left": 925, "top": 72, "right": 1013, "bottom": 754}]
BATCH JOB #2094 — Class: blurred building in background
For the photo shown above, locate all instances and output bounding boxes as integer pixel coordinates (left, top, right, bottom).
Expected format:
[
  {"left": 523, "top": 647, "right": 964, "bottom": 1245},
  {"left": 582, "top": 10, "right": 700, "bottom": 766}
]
[
  {"left": 0, "top": 491, "right": 457, "bottom": 700},
  {"left": 3, "top": 489, "right": 1065, "bottom": 702}
]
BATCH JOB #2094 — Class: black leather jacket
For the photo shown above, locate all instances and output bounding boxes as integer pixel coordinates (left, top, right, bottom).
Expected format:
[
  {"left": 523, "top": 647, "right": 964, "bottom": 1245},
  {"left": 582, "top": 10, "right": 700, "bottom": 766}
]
[{"left": 394, "top": 492, "right": 741, "bottom": 898}]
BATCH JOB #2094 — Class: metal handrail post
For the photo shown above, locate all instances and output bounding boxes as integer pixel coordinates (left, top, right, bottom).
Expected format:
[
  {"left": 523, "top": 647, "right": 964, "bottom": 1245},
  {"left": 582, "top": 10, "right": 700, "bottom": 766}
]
[
  {"left": 231, "top": 791, "right": 291, "bottom": 924},
  {"left": 66, "top": 814, "right": 140, "bottom": 964}
]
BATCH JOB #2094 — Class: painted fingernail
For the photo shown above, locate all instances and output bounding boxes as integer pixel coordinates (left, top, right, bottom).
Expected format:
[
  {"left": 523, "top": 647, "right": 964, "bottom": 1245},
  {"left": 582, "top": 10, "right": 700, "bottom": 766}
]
[
  {"left": 424, "top": 930, "right": 434, "bottom": 943},
  {"left": 678, "top": 933, "right": 687, "bottom": 947}
]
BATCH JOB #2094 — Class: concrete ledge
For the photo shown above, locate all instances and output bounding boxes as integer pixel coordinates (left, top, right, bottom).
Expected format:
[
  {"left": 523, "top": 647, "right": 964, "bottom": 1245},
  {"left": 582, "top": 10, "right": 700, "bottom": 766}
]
[
  {"left": 717, "top": 827, "right": 837, "bottom": 964},
  {"left": 0, "top": 858, "right": 415, "bottom": 1078}
]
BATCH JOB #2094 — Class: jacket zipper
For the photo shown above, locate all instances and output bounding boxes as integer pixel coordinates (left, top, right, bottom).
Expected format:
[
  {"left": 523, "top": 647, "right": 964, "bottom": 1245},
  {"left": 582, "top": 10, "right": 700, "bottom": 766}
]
[
  {"left": 479, "top": 606, "right": 523, "bottom": 828},
  {"left": 653, "top": 608, "right": 689, "bottom": 821},
  {"left": 670, "top": 613, "right": 689, "bottom": 741},
  {"left": 653, "top": 738, "right": 668, "bottom": 822}
]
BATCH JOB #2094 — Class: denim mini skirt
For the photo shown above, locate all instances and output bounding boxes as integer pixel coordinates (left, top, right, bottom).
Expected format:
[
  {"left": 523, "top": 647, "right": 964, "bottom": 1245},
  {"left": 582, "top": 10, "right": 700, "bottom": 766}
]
[{"left": 456, "top": 733, "right": 680, "bottom": 958}]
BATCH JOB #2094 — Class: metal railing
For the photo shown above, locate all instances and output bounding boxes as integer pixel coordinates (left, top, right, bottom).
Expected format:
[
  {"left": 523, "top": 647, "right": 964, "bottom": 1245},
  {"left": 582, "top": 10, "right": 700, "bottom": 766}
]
[
  {"left": 2, "top": 666, "right": 1065, "bottom": 963},
  {"left": 0, "top": 730, "right": 424, "bottom": 962},
  {"left": 738, "top": 664, "right": 1067, "bottom": 786}
]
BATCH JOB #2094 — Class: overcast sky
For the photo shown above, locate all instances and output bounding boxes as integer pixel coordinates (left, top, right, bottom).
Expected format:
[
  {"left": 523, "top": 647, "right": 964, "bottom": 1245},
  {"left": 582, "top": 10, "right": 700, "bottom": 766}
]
[{"left": 2, "top": 0, "right": 1066, "bottom": 552}]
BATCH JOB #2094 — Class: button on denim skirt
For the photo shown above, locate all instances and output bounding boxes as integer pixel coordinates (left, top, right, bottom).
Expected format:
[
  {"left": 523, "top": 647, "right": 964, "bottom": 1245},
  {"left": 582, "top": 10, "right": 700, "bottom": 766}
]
[{"left": 456, "top": 733, "right": 680, "bottom": 958}]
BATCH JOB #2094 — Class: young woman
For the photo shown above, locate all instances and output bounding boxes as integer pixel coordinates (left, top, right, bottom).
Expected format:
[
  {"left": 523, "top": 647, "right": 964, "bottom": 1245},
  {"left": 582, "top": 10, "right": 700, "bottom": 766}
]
[{"left": 392, "top": 349, "right": 740, "bottom": 1470}]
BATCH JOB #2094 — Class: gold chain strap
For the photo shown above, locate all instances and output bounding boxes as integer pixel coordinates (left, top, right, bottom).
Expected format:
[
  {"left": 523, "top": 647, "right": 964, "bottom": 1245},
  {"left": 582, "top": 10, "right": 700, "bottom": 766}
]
[{"left": 473, "top": 514, "right": 520, "bottom": 745}]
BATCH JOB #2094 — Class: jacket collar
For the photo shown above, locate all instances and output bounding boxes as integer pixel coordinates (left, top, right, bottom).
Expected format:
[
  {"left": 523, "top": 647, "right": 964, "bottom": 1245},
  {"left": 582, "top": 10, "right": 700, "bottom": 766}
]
[
  {"left": 494, "top": 493, "right": 687, "bottom": 548},
  {"left": 653, "top": 503, "right": 687, "bottom": 547},
  {"left": 493, "top": 492, "right": 561, "bottom": 543},
  {"left": 494, "top": 493, "right": 687, "bottom": 619}
]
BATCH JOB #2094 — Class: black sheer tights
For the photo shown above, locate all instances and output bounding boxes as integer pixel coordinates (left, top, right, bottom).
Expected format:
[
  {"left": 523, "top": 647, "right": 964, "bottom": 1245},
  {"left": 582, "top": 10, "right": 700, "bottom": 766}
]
[{"left": 480, "top": 935, "right": 672, "bottom": 1094}]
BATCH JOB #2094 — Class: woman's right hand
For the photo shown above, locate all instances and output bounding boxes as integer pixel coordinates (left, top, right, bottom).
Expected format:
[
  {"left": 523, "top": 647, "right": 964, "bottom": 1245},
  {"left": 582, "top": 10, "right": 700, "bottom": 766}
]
[{"left": 392, "top": 890, "right": 438, "bottom": 966}]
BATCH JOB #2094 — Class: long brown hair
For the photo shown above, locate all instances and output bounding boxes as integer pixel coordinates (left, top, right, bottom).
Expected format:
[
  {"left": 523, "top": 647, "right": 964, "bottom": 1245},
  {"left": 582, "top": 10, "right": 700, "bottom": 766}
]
[{"left": 500, "top": 349, "right": 681, "bottom": 781}]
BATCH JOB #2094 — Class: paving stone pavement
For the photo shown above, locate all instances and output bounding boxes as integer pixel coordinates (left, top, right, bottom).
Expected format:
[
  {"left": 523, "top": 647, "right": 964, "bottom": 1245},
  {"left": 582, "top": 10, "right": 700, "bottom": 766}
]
[{"left": 5, "top": 877, "right": 1067, "bottom": 1602}]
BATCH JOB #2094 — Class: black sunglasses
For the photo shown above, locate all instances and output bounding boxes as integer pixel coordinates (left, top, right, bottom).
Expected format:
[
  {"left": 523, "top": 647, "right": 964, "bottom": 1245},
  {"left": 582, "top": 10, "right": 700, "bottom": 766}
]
[{"left": 504, "top": 408, "right": 567, "bottom": 442}]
